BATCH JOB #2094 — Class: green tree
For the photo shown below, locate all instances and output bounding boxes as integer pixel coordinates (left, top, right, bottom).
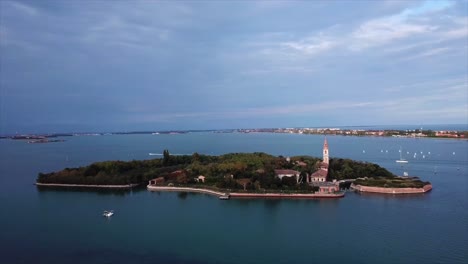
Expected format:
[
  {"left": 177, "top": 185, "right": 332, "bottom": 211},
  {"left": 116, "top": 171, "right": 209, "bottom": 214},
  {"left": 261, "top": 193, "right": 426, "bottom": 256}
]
[{"left": 163, "top": 149, "right": 170, "bottom": 165}]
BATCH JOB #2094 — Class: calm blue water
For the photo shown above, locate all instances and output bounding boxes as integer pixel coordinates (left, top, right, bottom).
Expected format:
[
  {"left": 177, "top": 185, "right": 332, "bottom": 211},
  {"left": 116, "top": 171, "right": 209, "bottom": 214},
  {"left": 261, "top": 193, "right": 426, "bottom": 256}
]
[{"left": 0, "top": 133, "right": 467, "bottom": 264}]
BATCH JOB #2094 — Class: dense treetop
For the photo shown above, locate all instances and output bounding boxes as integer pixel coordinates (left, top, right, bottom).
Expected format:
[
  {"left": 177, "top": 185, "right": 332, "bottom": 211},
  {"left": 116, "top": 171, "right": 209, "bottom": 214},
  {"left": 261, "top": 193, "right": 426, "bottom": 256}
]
[{"left": 37, "top": 151, "right": 406, "bottom": 191}]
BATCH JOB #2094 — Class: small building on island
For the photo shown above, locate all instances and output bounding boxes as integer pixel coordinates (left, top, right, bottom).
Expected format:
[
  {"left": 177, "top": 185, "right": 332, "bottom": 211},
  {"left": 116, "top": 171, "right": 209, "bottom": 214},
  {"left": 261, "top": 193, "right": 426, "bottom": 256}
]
[
  {"left": 317, "top": 182, "right": 339, "bottom": 193},
  {"left": 275, "top": 169, "right": 300, "bottom": 184},
  {"left": 149, "top": 177, "right": 165, "bottom": 186},
  {"left": 310, "top": 168, "right": 328, "bottom": 182},
  {"left": 195, "top": 175, "right": 205, "bottom": 183}
]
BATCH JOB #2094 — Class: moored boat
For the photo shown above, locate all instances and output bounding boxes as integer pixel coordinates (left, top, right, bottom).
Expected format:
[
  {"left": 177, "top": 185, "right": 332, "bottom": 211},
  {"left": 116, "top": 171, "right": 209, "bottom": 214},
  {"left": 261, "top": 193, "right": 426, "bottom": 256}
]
[
  {"left": 219, "top": 194, "right": 230, "bottom": 200},
  {"left": 103, "top": 210, "right": 114, "bottom": 217}
]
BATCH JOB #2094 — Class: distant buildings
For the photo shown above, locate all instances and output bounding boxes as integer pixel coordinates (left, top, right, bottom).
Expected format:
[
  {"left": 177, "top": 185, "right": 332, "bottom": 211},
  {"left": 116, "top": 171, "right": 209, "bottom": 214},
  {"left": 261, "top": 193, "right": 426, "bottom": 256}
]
[{"left": 235, "top": 127, "right": 467, "bottom": 139}]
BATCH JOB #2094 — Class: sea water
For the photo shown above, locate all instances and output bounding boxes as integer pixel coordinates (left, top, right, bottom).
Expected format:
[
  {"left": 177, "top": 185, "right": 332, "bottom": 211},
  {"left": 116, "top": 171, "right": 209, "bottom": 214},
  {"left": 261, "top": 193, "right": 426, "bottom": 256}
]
[{"left": 0, "top": 133, "right": 467, "bottom": 264}]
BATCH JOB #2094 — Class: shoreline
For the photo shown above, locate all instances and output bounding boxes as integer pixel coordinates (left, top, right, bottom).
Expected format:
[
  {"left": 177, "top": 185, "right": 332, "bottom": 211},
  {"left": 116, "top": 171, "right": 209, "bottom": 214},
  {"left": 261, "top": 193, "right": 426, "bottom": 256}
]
[
  {"left": 350, "top": 183, "right": 432, "bottom": 194},
  {"left": 147, "top": 185, "right": 344, "bottom": 199},
  {"left": 35, "top": 183, "right": 139, "bottom": 189},
  {"left": 147, "top": 186, "right": 226, "bottom": 196}
]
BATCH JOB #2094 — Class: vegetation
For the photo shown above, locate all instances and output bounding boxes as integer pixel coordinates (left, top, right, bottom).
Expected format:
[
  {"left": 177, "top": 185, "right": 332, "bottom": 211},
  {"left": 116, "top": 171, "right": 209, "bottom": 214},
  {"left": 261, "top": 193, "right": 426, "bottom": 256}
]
[
  {"left": 354, "top": 177, "right": 430, "bottom": 188},
  {"left": 328, "top": 158, "right": 394, "bottom": 180},
  {"left": 37, "top": 150, "right": 418, "bottom": 191}
]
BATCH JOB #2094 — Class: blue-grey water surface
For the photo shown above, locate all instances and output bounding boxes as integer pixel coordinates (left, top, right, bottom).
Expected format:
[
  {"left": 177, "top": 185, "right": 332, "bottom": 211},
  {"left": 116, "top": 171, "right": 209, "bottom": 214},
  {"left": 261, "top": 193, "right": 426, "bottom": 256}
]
[{"left": 0, "top": 133, "right": 467, "bottom": 264}]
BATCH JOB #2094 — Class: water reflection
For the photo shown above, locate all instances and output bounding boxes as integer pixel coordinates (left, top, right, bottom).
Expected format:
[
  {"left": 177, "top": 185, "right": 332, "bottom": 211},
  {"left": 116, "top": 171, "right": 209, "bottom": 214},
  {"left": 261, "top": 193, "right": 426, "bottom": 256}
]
[
  {"left": 36, "top": 185, "right": 146, "bottom": 197},
  {"left": 354, "top": 190, "right": 430, "bottom": 201},
  {"left": 177, "top": 192, "right": 188, "bottom": 199}
]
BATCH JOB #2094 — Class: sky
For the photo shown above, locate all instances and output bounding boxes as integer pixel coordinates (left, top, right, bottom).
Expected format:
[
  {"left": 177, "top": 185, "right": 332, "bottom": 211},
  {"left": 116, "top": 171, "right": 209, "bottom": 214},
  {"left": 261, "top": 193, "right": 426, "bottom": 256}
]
[{"left": 0, "top": 0, "right": 467, "bottom": 133}]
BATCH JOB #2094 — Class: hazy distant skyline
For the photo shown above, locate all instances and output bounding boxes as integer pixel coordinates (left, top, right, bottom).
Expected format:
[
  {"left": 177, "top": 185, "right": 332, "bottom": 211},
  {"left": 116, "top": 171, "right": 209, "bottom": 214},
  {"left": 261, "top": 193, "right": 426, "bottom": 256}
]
[{"left": 1, "top": 0, "right": 467, "bottom": 133}]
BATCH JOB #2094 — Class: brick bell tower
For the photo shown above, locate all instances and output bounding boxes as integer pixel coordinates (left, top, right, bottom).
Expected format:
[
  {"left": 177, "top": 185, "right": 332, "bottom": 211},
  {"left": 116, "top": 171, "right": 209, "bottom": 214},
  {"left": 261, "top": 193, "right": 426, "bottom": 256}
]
[{"left": 323, "top": 137, "right": 329, "bottom": 164}]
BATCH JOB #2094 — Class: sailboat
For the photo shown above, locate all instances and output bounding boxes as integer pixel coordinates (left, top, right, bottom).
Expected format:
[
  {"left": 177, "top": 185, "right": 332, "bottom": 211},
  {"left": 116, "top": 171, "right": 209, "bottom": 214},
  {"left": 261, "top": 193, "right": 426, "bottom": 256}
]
[
  {"left": 396, "top": 147, "right": 409, "bottom": 163},
  {"left": 103, "top": 210, "right": 114, "bottom": 217}
]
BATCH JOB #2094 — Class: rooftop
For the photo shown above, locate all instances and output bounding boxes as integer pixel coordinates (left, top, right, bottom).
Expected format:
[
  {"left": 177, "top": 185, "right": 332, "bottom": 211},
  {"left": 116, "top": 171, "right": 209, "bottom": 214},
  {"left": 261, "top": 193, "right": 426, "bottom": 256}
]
[{"left": 275, "top": 169, "right": 300, "bottom": 175}]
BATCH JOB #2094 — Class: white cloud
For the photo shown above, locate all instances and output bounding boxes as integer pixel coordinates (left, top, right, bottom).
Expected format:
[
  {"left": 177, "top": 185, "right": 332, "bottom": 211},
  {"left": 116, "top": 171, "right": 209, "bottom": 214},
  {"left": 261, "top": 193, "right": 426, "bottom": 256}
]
[
  {"left": 348, "top": 1, "right": 462, "bottom": 51},
  {"left": 245, "top": 0, "right": 464, "bottom": 61},
  {"left": 81, "top": 14, "right": 170, "bottom": 50},
  {"left": 350, "top": 17, "right": 436, "bottom": 50},
  {"left": 4, "top": 1, "right": 38, "bottom": 16},
  {"left": 241, "top": 66, "right": 315, "bottom": 76},
  {"left": 281, "top": 38, "right": 335, "bottom": 55}
]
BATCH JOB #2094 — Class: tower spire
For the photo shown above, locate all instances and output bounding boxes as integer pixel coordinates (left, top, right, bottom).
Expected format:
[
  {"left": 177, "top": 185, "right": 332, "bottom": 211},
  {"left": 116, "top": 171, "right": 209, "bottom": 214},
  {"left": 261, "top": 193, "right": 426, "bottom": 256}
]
[{"left": 323, "top": 137, "right": 329, "bottom": 164}]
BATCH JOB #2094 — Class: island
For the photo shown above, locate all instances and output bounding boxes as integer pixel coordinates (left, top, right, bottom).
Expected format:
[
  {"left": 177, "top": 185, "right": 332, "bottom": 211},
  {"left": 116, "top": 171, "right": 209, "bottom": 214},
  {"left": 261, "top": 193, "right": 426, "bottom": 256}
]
[{"left": 36, "top": 138, "right": 432, "bottom": 198}]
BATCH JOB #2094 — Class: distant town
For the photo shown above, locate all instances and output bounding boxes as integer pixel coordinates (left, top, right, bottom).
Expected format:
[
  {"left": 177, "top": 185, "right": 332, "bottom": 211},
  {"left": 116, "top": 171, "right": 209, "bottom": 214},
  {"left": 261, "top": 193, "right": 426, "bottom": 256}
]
[
  {"left": 234, "top": 127, "right": 467, "bottom": 138},
  {"left": 1, "top": 126, "right": 466, "bottom": 142}
]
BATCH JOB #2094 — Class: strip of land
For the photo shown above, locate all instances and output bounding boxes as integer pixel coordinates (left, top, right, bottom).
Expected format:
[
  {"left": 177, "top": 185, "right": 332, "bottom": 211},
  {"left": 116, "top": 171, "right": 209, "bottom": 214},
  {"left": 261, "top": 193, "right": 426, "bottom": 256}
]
[{"left": 351, "top": 183, "right": 432, "bottom": 194}]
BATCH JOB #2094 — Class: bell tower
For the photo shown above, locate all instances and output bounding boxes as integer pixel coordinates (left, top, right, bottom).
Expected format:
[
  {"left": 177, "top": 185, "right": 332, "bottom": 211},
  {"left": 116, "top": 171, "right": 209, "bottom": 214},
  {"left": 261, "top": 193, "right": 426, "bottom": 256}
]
[{"left": 323, "top": 137, "right": 329, "bottom": 164}]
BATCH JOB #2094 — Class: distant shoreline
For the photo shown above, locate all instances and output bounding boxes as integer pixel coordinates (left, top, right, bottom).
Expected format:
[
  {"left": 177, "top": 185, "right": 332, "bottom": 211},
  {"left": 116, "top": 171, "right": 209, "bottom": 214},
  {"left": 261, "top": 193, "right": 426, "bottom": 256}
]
[
  {"left": 35, "top": 183, "right": 139, "bottom": 189},
  {"left": 2, "top": 125, "right": 467, "bottom": 140}
]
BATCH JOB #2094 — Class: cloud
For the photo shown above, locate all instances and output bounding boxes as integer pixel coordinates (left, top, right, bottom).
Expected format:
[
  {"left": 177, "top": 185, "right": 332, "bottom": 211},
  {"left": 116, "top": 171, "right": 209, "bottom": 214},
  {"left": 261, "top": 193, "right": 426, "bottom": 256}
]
[
  {"left": 245, "top": 0, "right": 463, "bottom": 61},
  {"left": 240, "top": 66, "right": 315, "bottom": 76},
  {"left": 398, "top": 0, "right": 454, "bottom": 17},
  {"left": 4, "top": 1, "right": 38, "bottom": 16},
  {"left": 377, "top": 80, "right": 467, "bottom": 117},
  {"left": 400, "top": 46, "right": 451, "bottom": 61},
  {"left": 350, "top": 18, "right": 436, "bottom": 50},
  {"left": 443, "top": 17, "right": 468, "bottom": 39},
  {"left": 280, "top": 35, "right": 336, "bottom": 55},
  {"left": 133, "top": 76, "right": 467, "bottom": 124},
  {"left": 349, "top": 0, "right": 453, "bottom": 51},
  {"left": 80, "top": 12, "right": 171, "bottom": 51},
  {"left": 1, "top": 0, "right": 467, "bottom": 132},
  {"left": 129, "top": 100, "right": 377, "bottom": 123}
]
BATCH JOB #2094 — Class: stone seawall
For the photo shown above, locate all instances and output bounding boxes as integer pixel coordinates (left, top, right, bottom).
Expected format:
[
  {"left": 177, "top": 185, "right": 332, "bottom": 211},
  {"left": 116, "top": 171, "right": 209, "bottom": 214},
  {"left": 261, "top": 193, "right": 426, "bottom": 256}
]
[
  {"left": 351, "top": 183, "right": 432, "bottom": 194},
  {"left": 229, "top": 192, "right": 344, "bottom": 199},
  {"left": 147, "top": 185, "right": 226, "bottom": 196},
  {"left": 147, "top": 185, "right": 344, "bottom": 199}
]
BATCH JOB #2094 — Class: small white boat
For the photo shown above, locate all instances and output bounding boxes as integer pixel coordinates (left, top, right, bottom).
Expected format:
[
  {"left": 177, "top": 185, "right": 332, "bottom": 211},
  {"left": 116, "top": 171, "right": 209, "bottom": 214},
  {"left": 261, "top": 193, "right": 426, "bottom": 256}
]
[
  {"left": 103, "top": 210, "right": 114, "bottom": 217},
  {"left": 219, "top": 195, "right": 230, "bottom": 200},
  {"left": 396, "top": 146, "right": 409, "bottom": 163}
]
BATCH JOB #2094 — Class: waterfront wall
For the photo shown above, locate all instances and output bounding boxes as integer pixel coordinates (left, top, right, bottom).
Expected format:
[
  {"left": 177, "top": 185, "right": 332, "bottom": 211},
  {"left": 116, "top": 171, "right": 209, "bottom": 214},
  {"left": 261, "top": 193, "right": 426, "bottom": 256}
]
[
  {"left": 351, "top": 184, "right": 432, "bottom": 194},
  {"left": 146, "top": 185, "right": 344, "bottom": 199},
  {"left": 229, "top": 192, "right": 344, "bottom": 199},
  {"left": 147, "top": 185, "right": 226, "bottom": 196}
]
